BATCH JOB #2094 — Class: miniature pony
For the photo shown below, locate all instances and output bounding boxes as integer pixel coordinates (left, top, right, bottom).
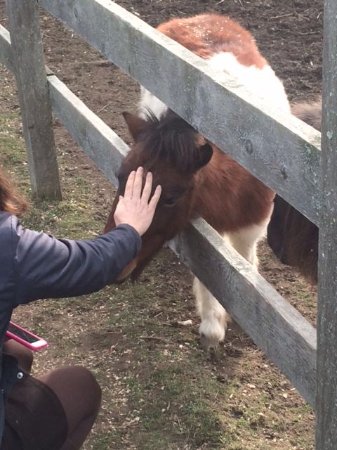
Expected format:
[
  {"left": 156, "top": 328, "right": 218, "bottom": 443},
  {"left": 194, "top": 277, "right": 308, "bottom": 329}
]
[
  {"left": 268, "top": 99, "right": 321, "bottom": 284},
  {"left": 105, "top": 13, "right": 290, "bottom": 350}
]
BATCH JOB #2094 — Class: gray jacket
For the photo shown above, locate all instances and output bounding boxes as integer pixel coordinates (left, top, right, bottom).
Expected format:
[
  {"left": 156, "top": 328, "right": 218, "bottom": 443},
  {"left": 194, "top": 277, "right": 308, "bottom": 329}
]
[{"left": 0, "top": 211, "right": 141, "bottom": 444}]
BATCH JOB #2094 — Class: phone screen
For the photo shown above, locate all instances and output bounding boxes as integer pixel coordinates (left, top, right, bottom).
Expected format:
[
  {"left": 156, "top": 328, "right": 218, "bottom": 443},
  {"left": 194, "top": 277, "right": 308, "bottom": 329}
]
[{"left": 7, "top": 323, "right": 40, "bottom": 343}]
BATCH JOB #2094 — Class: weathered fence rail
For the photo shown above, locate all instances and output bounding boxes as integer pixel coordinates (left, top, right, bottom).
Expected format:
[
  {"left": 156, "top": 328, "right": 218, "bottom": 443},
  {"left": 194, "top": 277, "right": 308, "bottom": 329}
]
[
  {"left": 48, "top": 75, "right": 128, "bottom": 187},
  {"left": 1, "top": 0, "right": 335, "bottom": 445}
]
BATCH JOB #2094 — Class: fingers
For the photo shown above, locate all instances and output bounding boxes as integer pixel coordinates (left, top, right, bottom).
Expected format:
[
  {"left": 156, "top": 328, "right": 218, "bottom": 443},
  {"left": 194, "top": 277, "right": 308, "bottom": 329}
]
[
  {"left": 132, "top": 167, "right": 144, "bottom": 199},
  {"left": 123, "top": 167, "right": 161, "bottom": 209},
  {"left": 149, "top": 184, "right": 162, "bottom": 210},
  {"left": 141, "top": 172, "right": 153, "bottom": 203},
  {"left": 141, "top": 172, "right": 161, "bottom": 209},
  {"left": 124, "top": 167, "right": 144, "bottom": 199},
  {"left": 124, "top": 170, "right": 136, "bottom": 198}
]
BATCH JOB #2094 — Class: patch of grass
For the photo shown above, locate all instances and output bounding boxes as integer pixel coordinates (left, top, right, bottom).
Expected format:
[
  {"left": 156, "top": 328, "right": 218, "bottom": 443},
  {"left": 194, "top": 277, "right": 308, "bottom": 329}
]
[
  {"left": 124, "top": 363, "right": 227, "bottom": 449},
  {"left": 0, "top": 113, "right": 30, "bottom": 189}
]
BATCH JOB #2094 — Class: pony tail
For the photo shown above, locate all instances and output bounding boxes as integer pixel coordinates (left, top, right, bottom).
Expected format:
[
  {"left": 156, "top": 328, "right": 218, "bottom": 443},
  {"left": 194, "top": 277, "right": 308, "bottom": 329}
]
[{"left": 0, "top": 167, "right": 28, "bottom": 216}]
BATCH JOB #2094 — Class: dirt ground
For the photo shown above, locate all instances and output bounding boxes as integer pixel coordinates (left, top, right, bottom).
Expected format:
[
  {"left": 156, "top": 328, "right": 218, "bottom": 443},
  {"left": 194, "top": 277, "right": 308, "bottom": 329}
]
[{"left": 0, "top": 0, "right": 322, "bottom": 449}]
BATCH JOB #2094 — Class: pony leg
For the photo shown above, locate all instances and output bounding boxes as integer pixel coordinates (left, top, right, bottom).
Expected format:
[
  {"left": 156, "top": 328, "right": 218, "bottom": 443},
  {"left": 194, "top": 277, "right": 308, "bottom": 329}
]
[
  {"left": 193, "top": 277, "right": 230, "bottom": 352},
  {"left": 193, "top": 213, "right": 272, "bottom": 352},
  {"left": 194, "top": 218, "right": 271, "bottom": 352}
]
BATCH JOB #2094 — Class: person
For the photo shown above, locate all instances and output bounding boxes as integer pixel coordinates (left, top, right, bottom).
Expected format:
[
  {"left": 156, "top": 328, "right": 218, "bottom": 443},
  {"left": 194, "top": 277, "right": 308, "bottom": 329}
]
[{"left": 0, "top": 165, "right": 161, "bottom": 450}]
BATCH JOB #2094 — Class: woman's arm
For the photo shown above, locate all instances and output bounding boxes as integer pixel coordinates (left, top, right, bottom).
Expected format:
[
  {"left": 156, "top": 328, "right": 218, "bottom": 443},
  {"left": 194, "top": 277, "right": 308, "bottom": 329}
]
[{"left": 14, "top": 222, "right": 141, "bottom": 304}]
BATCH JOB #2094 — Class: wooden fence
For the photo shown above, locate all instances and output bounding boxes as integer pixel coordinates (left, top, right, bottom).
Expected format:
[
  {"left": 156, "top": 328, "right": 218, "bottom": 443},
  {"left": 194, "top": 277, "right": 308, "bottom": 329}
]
[{"left": 0, "top": 1, "right": 336, "bottom": 447}]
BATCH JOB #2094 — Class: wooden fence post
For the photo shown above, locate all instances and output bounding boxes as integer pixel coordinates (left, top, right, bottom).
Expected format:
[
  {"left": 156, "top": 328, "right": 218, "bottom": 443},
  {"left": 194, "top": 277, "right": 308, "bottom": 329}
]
[
  {"left": 316, "top": 0, "right": 337, "bottom": 447},
  {"left": 6, "top": 0, "right": 62, "bottom": 200}
]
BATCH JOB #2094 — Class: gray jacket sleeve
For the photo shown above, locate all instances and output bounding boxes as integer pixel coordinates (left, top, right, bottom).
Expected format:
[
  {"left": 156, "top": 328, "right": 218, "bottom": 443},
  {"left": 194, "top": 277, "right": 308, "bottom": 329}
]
[{"left": 13, "top": 219, "right": 141, "bottom": 304}]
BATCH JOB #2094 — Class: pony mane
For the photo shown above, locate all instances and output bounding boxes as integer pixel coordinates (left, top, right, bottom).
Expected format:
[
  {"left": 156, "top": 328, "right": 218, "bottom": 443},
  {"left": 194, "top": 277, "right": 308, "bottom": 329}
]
[{"left": 139, "top": 110, "right": 202, "bottom": 173}]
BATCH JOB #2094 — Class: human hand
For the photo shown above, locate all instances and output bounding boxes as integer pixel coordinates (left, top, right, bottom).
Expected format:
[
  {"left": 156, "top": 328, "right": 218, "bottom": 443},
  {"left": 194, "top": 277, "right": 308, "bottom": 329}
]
[{"left": 114, "top": 167, "right": 162, "bottom": 236}]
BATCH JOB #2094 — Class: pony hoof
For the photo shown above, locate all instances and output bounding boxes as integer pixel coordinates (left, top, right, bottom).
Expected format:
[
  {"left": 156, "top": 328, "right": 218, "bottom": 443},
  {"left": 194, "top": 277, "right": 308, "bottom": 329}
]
[
  {"left": 209, "top": 347, "right": 221, "bottom": 361},
  {"left": 200, "top": 332, "right": 221, "bottom": 354}
]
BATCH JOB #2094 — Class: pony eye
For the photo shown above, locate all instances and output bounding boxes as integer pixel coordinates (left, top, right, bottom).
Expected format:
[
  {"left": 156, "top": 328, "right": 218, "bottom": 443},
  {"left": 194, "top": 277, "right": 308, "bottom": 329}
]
[
  {"left": 163, "top": 196, "right": 178, "bottom": 207},
  {"left": 162, "top": 188, "right": 187, "bottom": 207}
]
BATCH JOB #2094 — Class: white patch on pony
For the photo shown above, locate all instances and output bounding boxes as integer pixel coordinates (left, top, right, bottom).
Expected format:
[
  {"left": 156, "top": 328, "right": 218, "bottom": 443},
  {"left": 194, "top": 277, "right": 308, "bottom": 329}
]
[
  {"left": 138, "top": 86, "right": 168, "bottom": 119},
  {"left": 227, "top": 214, "right": 273, "bottom": 269},
  {"left": 139, "top": 51, "right": 290, "bottom": 119},
  {"left": 207, "top": 52, "right": 290, "bottom": 113}
]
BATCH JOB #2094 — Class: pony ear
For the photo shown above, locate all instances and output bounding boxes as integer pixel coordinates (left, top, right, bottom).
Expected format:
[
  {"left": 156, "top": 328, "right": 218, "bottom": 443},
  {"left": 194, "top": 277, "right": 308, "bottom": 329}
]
[
  {"left": 122, "top": 112, "right": 148, "bottom": 141},
  {"left": 193, "top": 143, "right": 213, "bottom": 171}
]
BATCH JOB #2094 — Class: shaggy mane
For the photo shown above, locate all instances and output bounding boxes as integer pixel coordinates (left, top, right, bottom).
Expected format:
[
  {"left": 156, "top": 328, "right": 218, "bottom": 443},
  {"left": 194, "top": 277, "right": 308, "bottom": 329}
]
[{"left": 140, "top": 110, "right": 201, "bottom": 172}]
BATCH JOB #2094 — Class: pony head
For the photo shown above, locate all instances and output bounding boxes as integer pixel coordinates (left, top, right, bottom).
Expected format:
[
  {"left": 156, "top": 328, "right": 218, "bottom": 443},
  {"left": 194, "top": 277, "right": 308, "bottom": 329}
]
[{"left": 104, "top": 110, "right": 213, "bottom": 281}]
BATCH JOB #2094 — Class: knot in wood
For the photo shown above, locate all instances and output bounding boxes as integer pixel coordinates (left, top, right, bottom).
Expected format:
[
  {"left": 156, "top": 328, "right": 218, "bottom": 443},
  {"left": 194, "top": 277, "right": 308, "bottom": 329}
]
[
  {"left": 280, "top": 166, "right": 288, "bottom": 180},
  {"left": 244, "top": 139, "right": 253, "bottom": 155}
]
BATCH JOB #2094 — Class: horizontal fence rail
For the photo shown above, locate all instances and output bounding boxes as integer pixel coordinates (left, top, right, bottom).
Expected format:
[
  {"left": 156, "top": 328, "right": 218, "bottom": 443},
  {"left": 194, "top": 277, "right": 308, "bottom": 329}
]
[
  {"left": 38, "top": 0, "right": 321, "bottom": 227},
  {"left": 48, "top": 75, "right": 129, "bottom": 187},
  {"left": 0, "top": 19, "right": 317, "bottom": 406}
]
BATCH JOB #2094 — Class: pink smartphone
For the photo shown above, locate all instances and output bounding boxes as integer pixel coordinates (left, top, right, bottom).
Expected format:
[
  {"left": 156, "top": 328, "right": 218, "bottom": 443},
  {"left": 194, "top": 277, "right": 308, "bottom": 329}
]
[{"left": 6, "top": 321, "right": 48, "bottom": 351}]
